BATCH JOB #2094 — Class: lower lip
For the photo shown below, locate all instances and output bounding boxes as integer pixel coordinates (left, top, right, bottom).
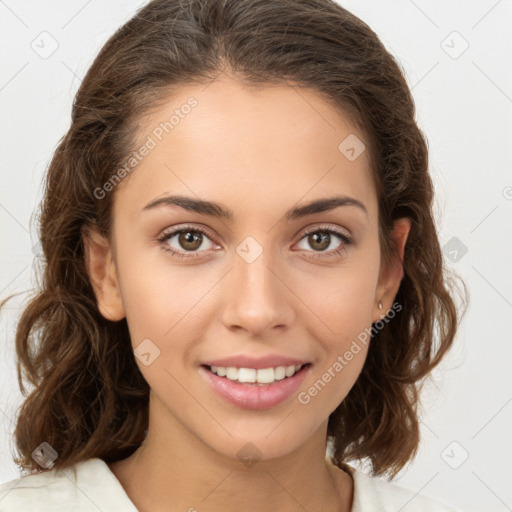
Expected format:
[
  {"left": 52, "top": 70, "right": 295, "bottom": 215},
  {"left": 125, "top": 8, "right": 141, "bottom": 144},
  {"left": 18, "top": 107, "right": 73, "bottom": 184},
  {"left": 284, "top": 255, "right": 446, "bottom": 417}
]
[{"left": 199, "top": 365, "right": 311, "bottom": 410}]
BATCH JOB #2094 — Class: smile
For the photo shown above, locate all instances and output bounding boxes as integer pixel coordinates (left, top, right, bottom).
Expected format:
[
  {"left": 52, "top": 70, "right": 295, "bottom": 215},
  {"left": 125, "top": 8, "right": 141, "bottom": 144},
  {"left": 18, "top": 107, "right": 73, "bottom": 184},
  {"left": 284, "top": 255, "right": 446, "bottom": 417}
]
[
  {"left": 207, "top": 364, "right": 306, "bottom": 385},
  {"left": 199, "top": 363, "right": 312, "bottom": 410}
]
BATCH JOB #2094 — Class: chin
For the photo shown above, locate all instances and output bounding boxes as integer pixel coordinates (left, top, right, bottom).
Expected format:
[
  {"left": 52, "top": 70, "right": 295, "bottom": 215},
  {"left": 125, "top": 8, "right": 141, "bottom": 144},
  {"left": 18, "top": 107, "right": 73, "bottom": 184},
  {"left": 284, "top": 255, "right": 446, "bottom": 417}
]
[{"left": 197, "top": 419, "right": 318, "bottom": 464}]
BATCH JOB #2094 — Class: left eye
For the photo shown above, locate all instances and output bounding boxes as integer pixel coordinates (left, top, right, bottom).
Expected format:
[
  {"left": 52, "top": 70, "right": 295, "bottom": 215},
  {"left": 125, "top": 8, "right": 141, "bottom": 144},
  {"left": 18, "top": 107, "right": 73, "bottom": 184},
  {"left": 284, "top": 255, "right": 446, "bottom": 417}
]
[{"left": 296, "top": 228, "right": 350, "bottom": 254}]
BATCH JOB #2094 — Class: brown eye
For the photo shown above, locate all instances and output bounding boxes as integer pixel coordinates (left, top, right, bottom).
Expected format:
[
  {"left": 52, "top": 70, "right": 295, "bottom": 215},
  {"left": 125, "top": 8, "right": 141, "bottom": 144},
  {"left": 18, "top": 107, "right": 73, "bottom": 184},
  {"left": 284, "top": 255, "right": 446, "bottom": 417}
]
[
  {"left": 307, "top": 231, "right": 331, "bottom": 251},
  {"left": 177, "top": 230, "right": 203, "bottom": 251},
  {"left": 295, "top": 225, "right": 352, "bottom": 259},
  {"left": 158, "top": 225, "right": 217, "bottom": 259}
]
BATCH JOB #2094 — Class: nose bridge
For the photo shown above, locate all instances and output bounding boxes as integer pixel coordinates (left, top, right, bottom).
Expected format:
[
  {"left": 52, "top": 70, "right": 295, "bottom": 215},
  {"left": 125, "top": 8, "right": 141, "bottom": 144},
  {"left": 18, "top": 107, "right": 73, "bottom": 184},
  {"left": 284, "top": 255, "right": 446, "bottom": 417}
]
[
  {"left": 221, "top": 233, "right": 290, "bottom": 332},
  {"left": 234, "top": 233, "right": 280, "bottom": 304}
]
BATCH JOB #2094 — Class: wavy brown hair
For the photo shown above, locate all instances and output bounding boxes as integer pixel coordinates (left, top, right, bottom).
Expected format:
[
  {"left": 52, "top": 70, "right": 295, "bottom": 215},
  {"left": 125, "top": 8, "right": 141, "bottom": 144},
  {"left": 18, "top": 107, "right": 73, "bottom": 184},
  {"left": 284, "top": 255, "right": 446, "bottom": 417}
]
[{"left": 1, "top": 0, "right": 468, "bottom": 478}]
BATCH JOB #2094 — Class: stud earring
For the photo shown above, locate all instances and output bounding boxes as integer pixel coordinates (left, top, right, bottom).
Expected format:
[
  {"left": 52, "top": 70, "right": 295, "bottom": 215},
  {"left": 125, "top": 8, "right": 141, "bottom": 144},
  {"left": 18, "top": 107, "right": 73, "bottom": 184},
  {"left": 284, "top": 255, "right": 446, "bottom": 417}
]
[
  {"left": 378, "top": 301, "right": 383, "bottom": 310},
  {"left": 378, "top": 300, "right": 384, "bottom": 319}
]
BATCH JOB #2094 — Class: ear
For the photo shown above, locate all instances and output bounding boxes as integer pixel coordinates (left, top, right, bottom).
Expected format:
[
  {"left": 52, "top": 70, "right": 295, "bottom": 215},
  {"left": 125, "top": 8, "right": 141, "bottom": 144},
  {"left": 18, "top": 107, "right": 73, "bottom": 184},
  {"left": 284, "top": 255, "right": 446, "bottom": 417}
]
[
  {"left": 81, "top": 224, "right": 126, "bottom": 322},
  {"left": 373, "top": 217, "right": 411, "bottom": 323}
]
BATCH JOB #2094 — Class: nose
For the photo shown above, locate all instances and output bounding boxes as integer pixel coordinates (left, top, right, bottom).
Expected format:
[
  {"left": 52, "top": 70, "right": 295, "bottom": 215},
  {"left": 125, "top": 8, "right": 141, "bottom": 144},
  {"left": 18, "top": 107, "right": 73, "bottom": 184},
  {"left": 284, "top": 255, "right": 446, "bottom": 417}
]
[{"left": 219, "top": 243, "right": 294, "bottom": 336}]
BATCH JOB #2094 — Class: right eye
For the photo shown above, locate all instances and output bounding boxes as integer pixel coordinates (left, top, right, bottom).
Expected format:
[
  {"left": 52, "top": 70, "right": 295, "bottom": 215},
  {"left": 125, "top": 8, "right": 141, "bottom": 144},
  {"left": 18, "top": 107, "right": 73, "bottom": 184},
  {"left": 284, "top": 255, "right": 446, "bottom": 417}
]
[{"left": 157, "top": 225, "right": 219, "bottom": 259}]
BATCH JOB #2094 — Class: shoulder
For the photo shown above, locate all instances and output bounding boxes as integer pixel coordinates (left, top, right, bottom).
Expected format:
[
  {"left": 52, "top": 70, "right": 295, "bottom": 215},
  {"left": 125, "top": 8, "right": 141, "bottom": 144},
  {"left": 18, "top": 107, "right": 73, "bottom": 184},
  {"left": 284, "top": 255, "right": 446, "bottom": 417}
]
[
  {"left": 343, "top": 464, "right": 459, "bottom": 512},
  {"left": 0, "top": 458, "right": 138, "bottom": 512}
]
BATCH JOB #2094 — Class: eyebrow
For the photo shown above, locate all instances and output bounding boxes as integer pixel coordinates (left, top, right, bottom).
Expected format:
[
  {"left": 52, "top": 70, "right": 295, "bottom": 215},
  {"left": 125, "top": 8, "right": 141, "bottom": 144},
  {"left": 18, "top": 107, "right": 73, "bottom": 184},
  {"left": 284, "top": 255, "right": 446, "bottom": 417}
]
[{"left": 141, "top": 194, "right": 368, "bottom": 221}]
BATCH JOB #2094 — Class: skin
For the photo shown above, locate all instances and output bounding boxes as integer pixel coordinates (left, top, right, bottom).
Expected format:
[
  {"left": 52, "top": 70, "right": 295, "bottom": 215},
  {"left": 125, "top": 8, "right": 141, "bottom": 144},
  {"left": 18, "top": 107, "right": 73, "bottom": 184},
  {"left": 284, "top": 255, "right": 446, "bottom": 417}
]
[{"left": 83, "top": 73, "right": 410, "bottom": 512}]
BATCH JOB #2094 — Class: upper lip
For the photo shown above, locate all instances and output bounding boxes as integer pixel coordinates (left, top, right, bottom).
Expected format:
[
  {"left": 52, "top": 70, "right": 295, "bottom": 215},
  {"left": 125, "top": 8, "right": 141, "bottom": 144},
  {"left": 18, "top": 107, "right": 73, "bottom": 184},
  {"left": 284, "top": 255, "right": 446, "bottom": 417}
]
[{"left": 202, "top": 355, "right": 310, "bottom": 370}]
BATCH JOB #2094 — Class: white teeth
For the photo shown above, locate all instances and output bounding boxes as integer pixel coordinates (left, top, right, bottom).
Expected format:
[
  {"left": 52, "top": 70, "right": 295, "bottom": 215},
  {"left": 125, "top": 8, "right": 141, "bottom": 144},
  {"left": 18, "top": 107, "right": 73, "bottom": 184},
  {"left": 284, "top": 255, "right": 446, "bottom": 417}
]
[
  {"left": 208, "top": 364, "right": 305, "bottom": 384},
  {"left": 285, "top": 365, "right": 296, "bottom": 377},
  {"left": 226, "top": 367, "right": 238, "bottom": 380},
  {"left": 238, "top": 368, "right": 256, "bottom": 383},
  {"left": 256, "top": 368, "right": 275, "bottom": 384},
  {"left": 274, "top": 366, "right": 286, "bottom": 380}
]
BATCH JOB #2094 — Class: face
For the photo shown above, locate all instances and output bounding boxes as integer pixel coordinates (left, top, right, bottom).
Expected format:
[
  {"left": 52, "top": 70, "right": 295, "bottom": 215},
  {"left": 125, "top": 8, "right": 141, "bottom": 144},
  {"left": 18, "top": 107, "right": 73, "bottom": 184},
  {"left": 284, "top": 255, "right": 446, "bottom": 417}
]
[{"left": 84, "top": 75, "right": 410, "bottom": 462}]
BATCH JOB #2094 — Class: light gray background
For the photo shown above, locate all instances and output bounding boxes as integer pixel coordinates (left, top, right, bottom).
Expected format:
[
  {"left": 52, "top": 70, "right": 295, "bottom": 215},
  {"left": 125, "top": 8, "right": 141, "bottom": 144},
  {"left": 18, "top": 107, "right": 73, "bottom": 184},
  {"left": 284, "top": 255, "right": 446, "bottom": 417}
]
[{"left": 1, "top": 1, "right": 511, "bottom": 511}]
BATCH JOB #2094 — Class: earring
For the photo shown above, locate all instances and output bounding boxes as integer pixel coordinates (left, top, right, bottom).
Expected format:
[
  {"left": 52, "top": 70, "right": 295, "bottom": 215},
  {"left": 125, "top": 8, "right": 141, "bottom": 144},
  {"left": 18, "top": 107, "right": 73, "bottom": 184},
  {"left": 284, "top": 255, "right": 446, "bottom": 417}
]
[
  {"left": 378, "top": 300, "right": 384, "bottom": 319},
  {"left": 378, "top": 301, "right": 383, "bottom": 310}
]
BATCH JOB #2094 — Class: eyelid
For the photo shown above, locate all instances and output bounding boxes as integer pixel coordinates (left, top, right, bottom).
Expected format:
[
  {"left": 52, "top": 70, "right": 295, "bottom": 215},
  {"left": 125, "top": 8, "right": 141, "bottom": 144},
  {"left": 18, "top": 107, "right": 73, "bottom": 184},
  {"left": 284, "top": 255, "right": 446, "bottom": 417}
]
[
  {"left": 159, "top": 223, "right": 216, "bottom": 241},
  {"left": 157, "top": 223, "right": 219, "bottom": 252},
  {"left": 299, "top": 223, "right": 351, "bottom": 240},
  {"left": 157, "top": 222, "right": 352, "bottom": 258},
  {"left": 159, "top": 222, "right": 351, "bottom": 241}
]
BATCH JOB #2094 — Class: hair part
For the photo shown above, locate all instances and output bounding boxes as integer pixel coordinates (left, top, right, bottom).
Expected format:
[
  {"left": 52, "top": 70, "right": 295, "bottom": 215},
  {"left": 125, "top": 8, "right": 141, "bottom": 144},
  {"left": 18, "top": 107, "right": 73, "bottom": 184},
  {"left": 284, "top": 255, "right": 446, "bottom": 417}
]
[{"left": 1, "top": 0, "right": 468, "bottom": 478}]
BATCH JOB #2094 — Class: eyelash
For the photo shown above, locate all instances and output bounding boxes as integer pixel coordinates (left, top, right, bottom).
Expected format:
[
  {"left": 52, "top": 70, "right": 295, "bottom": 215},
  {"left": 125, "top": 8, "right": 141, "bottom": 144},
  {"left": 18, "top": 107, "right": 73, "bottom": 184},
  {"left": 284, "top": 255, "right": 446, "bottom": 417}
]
[{"left": 157, "top": 223, "right": 352, "bottom": 260}]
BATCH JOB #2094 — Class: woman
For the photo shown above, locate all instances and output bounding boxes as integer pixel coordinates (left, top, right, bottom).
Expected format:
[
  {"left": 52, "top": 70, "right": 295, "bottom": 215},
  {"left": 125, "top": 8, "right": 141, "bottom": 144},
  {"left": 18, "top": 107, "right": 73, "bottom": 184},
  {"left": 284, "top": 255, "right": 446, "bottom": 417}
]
[{"left": 0, "top": 0, "right": 467, "bottom": 510}]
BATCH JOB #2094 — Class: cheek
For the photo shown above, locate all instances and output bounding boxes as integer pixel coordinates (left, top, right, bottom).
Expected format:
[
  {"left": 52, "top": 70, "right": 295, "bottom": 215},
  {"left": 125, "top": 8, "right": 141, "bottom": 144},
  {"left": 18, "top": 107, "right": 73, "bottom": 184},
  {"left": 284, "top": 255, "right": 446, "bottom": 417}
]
[
  {"left": 115, "top": 244, "right": 217, "bottom": 351},
  {"left": 295, "top": 252, "right": 380, "bottom": 337},
  {"left": 308, "top": 275, "right": 375, "bottom": 329},
  {"left": 297, "top": 285, "right": 372, "bottom": 417},
  {"left": 293, "top": 256, "right": 379, "bottom": 409}
]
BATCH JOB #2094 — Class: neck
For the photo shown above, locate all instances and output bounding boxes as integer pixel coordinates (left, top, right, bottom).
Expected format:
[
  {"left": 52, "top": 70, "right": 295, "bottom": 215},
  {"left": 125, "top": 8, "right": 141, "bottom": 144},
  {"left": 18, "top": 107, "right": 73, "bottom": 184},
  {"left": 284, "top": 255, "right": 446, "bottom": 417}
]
[{"left": 109, "top": 398, "right": 353, "bottom": 512}]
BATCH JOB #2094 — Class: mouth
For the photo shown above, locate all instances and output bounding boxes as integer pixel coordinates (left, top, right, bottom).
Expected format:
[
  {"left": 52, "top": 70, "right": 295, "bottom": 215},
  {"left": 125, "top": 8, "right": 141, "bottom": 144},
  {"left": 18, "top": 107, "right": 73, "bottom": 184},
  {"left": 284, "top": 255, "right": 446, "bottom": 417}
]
[
  {"left": 199, "top": 363, "right": 312, "bottom": 410},
  {"left": 203, "top": 363, "right": 311, "bottom": 385}
]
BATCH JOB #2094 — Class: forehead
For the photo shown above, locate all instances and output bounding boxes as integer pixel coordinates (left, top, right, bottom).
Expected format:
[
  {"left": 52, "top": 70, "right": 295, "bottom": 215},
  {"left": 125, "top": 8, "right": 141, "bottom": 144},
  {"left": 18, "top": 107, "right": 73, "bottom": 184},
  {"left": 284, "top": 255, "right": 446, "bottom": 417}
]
[{"left": 114, "top": 76, "right": 377, "bottom": 223}]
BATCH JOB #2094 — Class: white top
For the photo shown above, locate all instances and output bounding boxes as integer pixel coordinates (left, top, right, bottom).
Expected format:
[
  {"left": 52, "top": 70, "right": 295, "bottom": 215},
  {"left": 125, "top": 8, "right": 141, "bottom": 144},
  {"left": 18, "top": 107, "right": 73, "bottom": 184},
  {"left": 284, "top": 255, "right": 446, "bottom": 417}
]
[{"left": 0, "top": 457, "right": 458, "bottom": 511}]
